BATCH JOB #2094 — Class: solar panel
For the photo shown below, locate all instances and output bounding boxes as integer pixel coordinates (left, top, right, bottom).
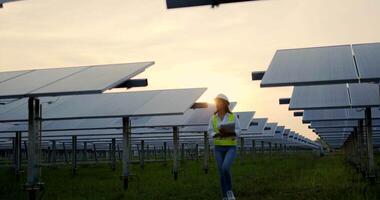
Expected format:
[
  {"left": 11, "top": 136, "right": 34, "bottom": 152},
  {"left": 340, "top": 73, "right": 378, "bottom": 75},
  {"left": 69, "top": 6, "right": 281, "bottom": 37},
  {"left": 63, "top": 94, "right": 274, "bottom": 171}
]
[
  {"left": 283, "top": 129, "right": 290, "bottom": 137},
  {"left": 0, "top": 67, "right": 86, "bottom": 98},
  {"left": 0, "top": 62, "right": 153, "bottom": 99},
  {"left": 180, "top": 111, "right": 255, "bottom": 133},
  {"left": 289, "top": 84, "right": 350, "bottom": 110},
  {"left": 349, "top": 83, "right": 380, "bottom": 107},
  {"left": 166, "top": 0, "right": 255, "bottom": 8},
  {"left": 262, "top": 123, "right": 277, "bottom": 136},
  {"left": 352, "top": 43, "right": 380, "bottom": 82},
  {"left": 0, "top": 108, "right": 256, "bottom": 135},
  {"left": 303, "top": 108, "right": 380, "bottom": 122},
  {"left": 274, "top": 126, "right": 285, "bottom": 138},
  {"left": 242, "top": 118, "right": 267, "bottom": 134},
  {"left": 128, "top": 102, "right": 238, "bottom": 128},
  {"left": 0, "top": 88, "right": 206, "bottom": 122},
  {"left": 314, "top": 127, "right": 353, "bottom": 133},
  {"left": 260, "top": 45, "right": 359, "bottom": 87},
  {"left": 289, "top": 83, "right": 380, "bottom": 110},
  {"left": 310, "top": 120, "right": 358, "bottom": 128},
  {"left": 0, "top": 70, "right": 32, "bottom": 83}
]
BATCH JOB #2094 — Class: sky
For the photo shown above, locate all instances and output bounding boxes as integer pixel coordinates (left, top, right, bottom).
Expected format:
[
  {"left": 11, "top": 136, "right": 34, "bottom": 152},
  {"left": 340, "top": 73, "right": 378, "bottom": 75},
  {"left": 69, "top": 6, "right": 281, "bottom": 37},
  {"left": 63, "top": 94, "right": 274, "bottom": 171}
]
[{"left": 0, "top": 0, "right": 380, "bottom": 140}]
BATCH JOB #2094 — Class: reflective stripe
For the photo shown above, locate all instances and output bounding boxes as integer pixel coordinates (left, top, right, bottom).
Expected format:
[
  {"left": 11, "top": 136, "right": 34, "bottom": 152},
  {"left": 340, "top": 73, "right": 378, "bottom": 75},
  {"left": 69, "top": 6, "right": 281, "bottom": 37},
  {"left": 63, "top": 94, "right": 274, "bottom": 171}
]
[{"left": 213, "top": 113, "right": 237, "bottom": 146}]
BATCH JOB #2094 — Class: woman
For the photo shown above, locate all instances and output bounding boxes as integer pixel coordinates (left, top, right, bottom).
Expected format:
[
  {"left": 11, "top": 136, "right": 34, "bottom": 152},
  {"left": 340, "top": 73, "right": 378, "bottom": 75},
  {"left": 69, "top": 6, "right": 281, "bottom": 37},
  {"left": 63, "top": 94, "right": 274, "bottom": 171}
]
[{"left": 208, "top": 94, "right": 241, "bottom": 200}]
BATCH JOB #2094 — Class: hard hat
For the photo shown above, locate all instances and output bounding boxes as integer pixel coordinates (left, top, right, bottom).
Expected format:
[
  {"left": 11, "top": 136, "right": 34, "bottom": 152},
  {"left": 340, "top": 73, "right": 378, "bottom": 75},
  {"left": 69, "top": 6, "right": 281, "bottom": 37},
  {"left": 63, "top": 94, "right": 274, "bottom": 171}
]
[{"left": 215, "top": 93, "right": 230, "bottom": 105}]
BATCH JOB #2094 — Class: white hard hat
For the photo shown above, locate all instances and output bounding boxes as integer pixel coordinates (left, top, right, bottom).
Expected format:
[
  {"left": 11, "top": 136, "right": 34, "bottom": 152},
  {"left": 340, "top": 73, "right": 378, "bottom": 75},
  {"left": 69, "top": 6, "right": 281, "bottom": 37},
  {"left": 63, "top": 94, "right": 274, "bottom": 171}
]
[{"left": 215, "top": 93, "right": 230, "bottom": 104}]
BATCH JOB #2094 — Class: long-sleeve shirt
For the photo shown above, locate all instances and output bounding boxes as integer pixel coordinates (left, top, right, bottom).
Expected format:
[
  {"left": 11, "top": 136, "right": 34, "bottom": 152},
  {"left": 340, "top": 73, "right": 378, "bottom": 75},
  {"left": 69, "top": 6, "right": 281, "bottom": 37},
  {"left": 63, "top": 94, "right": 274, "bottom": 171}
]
[{"left": 207, "top": 112, "right": 242, "bottom": 138}]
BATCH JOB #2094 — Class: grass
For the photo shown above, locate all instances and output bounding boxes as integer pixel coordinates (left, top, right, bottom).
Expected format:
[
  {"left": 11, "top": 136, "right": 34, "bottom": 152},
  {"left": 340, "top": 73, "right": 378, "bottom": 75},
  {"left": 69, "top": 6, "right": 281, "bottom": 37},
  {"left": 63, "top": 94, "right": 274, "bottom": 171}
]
[{"left": 0, "top": 152, "right": 379, "bottom": 200}]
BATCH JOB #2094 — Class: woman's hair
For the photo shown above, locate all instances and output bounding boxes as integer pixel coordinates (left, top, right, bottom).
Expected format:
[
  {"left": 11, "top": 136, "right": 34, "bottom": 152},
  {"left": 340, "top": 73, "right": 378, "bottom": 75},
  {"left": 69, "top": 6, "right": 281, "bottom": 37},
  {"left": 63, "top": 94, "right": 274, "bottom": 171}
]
[{"left": 215, "top": 100, "right": 232, "bottom": 114}]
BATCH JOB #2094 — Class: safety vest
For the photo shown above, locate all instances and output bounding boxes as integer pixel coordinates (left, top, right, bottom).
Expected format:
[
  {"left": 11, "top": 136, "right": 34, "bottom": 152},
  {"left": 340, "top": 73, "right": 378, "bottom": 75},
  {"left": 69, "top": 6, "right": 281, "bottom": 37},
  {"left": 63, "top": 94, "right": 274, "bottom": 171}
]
[{"left": 213, "top": 113, "right": 237, "bottom": 146}]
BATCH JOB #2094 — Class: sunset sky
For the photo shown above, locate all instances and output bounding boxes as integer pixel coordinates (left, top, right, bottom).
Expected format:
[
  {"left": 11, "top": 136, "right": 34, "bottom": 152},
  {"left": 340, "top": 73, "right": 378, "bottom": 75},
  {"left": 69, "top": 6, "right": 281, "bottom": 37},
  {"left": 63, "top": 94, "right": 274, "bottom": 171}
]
[{"left": 1, "top": 0, "right": 380, "bottom": 140}]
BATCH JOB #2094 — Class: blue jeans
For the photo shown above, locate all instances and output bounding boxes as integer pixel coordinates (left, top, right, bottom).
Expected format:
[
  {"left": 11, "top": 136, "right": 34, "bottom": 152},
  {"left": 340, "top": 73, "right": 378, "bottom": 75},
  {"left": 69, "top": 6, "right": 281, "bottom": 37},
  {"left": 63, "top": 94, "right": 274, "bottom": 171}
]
[{"left": 214, "top": 145, "right": 237, "bottom": 197}]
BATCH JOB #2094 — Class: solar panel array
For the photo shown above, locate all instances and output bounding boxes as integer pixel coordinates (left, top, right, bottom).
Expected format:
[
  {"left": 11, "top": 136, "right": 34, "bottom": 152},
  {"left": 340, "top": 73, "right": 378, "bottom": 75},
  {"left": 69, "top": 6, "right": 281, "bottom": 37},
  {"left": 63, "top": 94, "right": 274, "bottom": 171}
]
[{"left": 253, "top": 42, "right": 380, "bottom": 182}]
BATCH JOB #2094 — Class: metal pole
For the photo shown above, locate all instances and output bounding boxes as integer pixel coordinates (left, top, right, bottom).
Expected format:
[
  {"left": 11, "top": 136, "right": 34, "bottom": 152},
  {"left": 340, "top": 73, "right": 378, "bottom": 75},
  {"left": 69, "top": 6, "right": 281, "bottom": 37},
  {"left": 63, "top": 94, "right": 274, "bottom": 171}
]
[
  {"left": 269, "top": 142, "right": 272, "bottom": 156},
  {"left": 51, "top": 140, "right": 56, "bottom": 165},
  {"left": 72, "top": 136, "right": 77, "bottom": 176},
  {"left": 163, "top": 142, "right": 167, "bottom": 165},
  {"left": 252, "top": 139, "right": 255, "bottom": 159},
  {"left": 117, "top": 144, "right": 121, "bottom": 161},
  {"left": 154, "top": 146, "right": 157, "bottom": 160},
  {"left": 140, "top": 140, "right": 145, "bottom": 169},
  {"left": 24, "top": 141, "right": 28, "bottom": 160},
  {"left": 146, "top": 145, "right": 150, "bottom": 160},
  {"left": 358, "top": 120, "right": 365, "bottom": 174},
  {"left": 63, "top": 142, "right": 68, "bottom": 164},
  {"left": 26, "top": 97, "right": 41, "bottom": 200},
  {"left": 12, "top": 137, "right": 16, "bottom": 171},
  {"left": 195, "top": 144, "right": 199, "bottom": 161},
  {"left": 240, "top": 137, "right": 244, "bottom": 164},
  {"left": 122, "top": 116, "right": 130, "bottom": 190},
  {"left": 93, "top": 144, "right": 97, "bottom": 163},
  {"left": 203, "top": 131, "right": 209, "bottom": 174},
  {"left": 181, "top": 143, "right": 185, "bottom": 163},
  {"left": 111, "top": 138, "right": 116, "bottom": 171},
  {"left": 173, "top": 127, "right": 179, "bottom": 180},
  {"left": 15, "top": 132, "right": 21, "bottom": 179},
  {"left": 83, "top": 142, "right": 87, "bottom": 162},
  {"left": 365, "top": 107, "right": 376, "bottom": 183},
  {"left": 261, "top": 141, "right": 264, "bottom": 154}
]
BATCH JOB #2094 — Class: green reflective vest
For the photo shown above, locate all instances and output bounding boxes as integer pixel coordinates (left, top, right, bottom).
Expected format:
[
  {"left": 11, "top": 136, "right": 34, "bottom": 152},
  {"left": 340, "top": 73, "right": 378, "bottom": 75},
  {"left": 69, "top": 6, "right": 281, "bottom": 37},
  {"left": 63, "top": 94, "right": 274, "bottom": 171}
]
[{"left": 213, "top": 113, "right": 237, "bottom": 146}]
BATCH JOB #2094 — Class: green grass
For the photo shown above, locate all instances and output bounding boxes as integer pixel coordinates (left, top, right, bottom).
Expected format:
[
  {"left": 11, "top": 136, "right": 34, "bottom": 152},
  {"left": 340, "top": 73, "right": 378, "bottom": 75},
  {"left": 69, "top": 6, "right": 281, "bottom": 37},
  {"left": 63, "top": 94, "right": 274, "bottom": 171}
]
[{"left": 0, "top": 153, "right": 379, "bottom": 200}]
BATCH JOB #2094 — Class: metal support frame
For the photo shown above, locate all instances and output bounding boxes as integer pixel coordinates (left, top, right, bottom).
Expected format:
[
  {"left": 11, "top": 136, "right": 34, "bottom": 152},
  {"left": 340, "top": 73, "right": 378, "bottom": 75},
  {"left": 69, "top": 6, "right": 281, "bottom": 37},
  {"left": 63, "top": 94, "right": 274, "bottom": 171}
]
[
  {"left": 72, "top": 135, "right": 77, "bottom": 175},
  {"left": 203, "top": 131, "right": 209, "bottom": 174},
  {"left": 122, "top": 116, "right": 130, "bottom": 190}
]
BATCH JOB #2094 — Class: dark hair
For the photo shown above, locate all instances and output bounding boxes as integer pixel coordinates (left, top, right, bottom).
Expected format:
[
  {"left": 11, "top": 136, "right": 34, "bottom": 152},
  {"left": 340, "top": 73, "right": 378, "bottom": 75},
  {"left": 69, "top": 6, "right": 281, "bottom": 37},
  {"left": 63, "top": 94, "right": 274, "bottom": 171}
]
[{"left": 214, "top": 99, "right": 232, "bottom": 114}]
